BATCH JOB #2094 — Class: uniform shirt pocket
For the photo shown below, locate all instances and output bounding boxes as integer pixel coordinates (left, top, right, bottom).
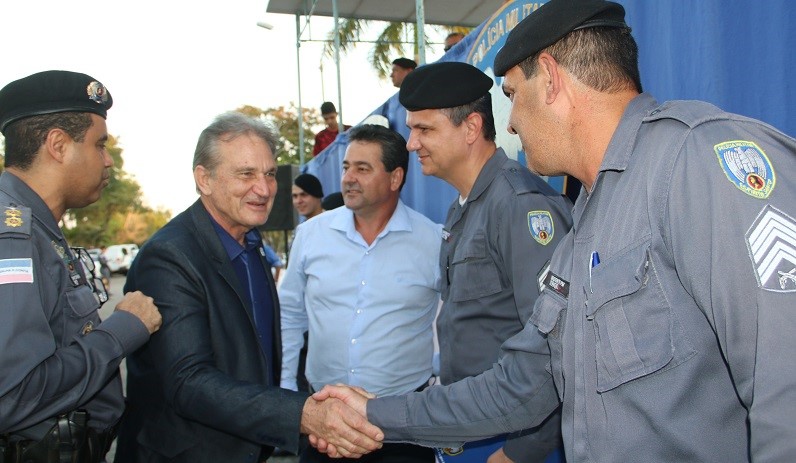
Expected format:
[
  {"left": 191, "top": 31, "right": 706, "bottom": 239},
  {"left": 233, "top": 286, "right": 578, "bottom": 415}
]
[
  {"left": 586, "top": 238, "right": 675, "bottom": 393},
  {"left": 65, "top": 285, "right": 100, "bottom": 318},
  {"left": 448, "top": 232, "right": 502, "bottom": 302}
]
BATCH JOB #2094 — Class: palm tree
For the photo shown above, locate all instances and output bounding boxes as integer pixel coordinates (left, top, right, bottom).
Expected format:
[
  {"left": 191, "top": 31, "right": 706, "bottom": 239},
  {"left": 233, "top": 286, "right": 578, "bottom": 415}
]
[{"left": 324, "top": 19, "right": 470, "bottom": 79}]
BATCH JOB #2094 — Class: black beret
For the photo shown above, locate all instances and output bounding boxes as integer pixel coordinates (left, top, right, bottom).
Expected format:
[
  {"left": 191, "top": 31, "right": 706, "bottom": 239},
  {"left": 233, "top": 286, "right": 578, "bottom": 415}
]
[
  {"left": 392, "top": 58, "right": 417, "bottom": 70},
  {"left": 494, "top": 0, "right": 627, "bottom": 76},
  {"left": 293, "top": 173, "right": 324, "bottom": 198},
  {"left": 0, "top": 70, "right": 113, "bottom": 134},
  {"left": 321, "top": 192, "right": 345, "bottom": 210},
  {"left": 399, "top": 62, "right": 493, "bottom": 111},
  {"left": 320, "top": 101, "right": 337, "bottom": 115}
]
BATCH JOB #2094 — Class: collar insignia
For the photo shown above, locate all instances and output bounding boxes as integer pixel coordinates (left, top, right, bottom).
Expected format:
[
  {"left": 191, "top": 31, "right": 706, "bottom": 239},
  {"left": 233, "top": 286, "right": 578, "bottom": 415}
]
[{"left": 4, "top": 207, "right": 22, "bottom": 228}]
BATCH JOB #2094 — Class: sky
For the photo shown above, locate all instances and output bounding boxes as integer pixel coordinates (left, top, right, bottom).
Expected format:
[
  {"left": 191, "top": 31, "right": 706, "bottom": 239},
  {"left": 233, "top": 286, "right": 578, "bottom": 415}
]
[{"left": 1, "top": 0, "right": 446, "bottom": 216}]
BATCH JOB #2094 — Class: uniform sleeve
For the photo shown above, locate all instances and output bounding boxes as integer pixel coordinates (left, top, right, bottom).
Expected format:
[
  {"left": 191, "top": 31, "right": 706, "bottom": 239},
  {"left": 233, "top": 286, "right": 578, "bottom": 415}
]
[
  {"left": 277, "top": 228, "right": 310, "bottom": 391},
  {"left": 367, "top": 319, "right": 559, "bottom": 447},
  {"left": 666, "top": 125, "right": 796, "bottom": 460},
  {"left": 0, "top": 237, "right": 148, "bottom": 433},
  {"left": 502, "top": 408, "right": 562, "bottom": 462},
  {"left": 498, "top": 191, "right": 571, "bottom": 324}
]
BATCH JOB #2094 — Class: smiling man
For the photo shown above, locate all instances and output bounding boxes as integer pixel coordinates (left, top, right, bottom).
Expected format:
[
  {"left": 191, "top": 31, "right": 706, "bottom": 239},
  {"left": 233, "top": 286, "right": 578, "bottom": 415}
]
[
  {"left": 399, "top": 61, "right": 572, "bottom": 463},
  {"left": 115, "top": 112, "right": 383, "bottom": 463},
  {"left": 280, "top": 124, "right": 441, "bottom": 463}
]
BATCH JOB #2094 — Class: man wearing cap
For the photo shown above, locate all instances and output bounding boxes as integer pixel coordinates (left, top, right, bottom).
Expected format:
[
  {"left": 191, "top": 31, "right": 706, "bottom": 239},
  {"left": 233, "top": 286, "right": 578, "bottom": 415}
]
[
  {"left": 401, "top": 61, "right": 571, "bottom": 463},
  {"left": 312, "top": 0, "right": 796, "bottom": 461},
  {"left": 0, "top": 70, "right": 162, "bottom": 462},
  {"left": 293, "top": 173, "right": 325, "bottom": 221},
  {"left": 313, "top": 102, "right": 351, "bottom": 156},
  {"left": 390, "top": 58, "right": 417, "bottom": 88},
  {"left": 280, "top": 124, "right": 441, "bottom": 463}
]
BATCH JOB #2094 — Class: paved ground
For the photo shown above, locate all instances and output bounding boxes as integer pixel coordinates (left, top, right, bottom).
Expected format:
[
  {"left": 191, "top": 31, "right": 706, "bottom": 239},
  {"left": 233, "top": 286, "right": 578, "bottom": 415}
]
[{"left": 99, "top": 275, "right": 299, "bottom": 462}]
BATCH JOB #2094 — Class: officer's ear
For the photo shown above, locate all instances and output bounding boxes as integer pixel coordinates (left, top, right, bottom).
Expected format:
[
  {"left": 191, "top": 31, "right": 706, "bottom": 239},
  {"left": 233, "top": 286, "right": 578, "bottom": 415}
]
[
  {"left": 43, "top": 128, "right": 70, "bottom": 164},
  {"left": 538, "top": 52, "right": 562, "bottom": 104},
  {"left": 463, "top": 112, "right": 484, "bottom": 145}
]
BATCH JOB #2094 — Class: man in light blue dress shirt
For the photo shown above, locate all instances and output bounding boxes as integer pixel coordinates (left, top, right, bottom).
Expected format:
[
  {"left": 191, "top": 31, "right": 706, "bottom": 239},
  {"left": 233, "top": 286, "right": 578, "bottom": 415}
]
[{"left": 279, "top": 124, "right": 441, "bottom": 463}]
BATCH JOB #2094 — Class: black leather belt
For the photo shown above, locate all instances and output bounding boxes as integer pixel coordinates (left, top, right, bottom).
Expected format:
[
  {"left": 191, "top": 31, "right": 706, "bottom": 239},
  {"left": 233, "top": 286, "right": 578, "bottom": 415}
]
[{"left": 0, "top": 412, "right": 114, "bottom": 463}]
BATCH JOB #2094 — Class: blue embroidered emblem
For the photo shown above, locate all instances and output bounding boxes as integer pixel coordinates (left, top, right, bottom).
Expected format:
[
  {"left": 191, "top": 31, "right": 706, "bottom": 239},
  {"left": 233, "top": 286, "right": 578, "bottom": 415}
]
[
  {"left": 528, "top": 210, "right": 554, "bottom": 245},
  {"left": 714, "top": 140, "right": 775, "bottom": 199}
]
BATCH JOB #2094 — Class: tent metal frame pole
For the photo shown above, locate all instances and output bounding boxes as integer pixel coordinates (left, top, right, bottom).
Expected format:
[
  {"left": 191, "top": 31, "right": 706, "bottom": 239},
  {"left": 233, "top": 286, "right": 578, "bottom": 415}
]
[
  {"left": 295, "top": 13, "right": 305, "bottom": 167},
  {"left": 333, "top": 0, "right": 343, "bottom": 130},
  {"left": 415, "top": 0, "right": 426, "bottom": 65}
]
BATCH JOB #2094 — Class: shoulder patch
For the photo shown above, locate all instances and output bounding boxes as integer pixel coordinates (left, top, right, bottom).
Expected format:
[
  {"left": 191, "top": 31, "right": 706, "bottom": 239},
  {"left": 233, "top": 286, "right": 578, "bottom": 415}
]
[
  {"left": 746, "top": 205, "right": 796, "bottom": 292},
  {"left": 715, "top": 140, "right": 775, "bottom": 199},
  {"left": 1, "top": 205, "right": 32, "bottom": 237},
  {"left": 0, "top": 258, "right": 34, "bottom": 284},
  {"left": 528, "top": 210, "right": 554, "bottom": 245}
]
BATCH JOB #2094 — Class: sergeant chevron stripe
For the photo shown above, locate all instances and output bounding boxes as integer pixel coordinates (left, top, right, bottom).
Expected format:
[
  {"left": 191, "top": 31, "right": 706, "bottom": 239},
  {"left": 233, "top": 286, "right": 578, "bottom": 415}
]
[{"left": 745, "top": 205, "right": 796, "bottom": 292}]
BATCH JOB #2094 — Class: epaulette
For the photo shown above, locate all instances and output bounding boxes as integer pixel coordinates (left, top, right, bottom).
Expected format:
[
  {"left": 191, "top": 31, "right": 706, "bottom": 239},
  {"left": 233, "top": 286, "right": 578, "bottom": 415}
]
[
  {"left": 502, "top": 159, "right": 534, "bottom": 195},
  {"left": 643, "top": 100, "right": 726, "bottom": 129},
  {"left": 0, "top": 204, "right": 32, "bottom": 238}
]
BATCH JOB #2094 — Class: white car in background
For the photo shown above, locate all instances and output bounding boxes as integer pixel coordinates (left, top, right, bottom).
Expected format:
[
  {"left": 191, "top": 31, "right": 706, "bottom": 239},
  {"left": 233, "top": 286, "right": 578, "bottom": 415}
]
[
  {"left": 104, "top": 244, "right": 139, "bottom": 274},
  {"left": 86, "top": 248, "right": 103, "bottom": 279}
]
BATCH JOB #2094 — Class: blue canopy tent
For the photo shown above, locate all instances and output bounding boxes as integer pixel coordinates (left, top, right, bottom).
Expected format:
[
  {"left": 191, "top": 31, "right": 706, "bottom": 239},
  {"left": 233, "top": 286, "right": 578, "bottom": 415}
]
[{"left": 292, "top": 0, "right": 795, "bottom": 224}]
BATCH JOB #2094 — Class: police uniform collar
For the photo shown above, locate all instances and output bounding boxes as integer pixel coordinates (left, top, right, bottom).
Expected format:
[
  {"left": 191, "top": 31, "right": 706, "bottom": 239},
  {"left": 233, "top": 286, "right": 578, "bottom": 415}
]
[
  {"left": 0, "top": 172, "right": 64, "bottom": 241},
  {"left": 598, "top": 93, "right": 658, "bottom": 173},
  {"left": 464, "top": 149, "right": 510, "bottom": 204}
]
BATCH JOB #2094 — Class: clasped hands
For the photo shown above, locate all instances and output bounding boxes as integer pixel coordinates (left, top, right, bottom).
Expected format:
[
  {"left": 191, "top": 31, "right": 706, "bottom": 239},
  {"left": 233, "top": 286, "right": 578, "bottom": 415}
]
[{"left": 300, "top": 384, "right": 380, "bottom": 458}]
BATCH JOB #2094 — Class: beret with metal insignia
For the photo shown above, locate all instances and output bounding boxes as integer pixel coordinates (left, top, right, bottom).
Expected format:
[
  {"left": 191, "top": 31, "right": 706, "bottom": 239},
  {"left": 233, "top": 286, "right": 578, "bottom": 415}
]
[
  {"left": 494, "top": 0, "right": 627, "bottom": 77},
  {"left": 0, "top": 70, "right": 113, "bottom": 134},
  {"left": 399, "top": 62, "right": 493, "bottom": 111}
]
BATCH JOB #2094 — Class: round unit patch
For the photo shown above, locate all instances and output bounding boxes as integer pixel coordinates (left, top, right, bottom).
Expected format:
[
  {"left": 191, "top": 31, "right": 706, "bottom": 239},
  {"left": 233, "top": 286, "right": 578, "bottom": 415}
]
[{"left": 714, "top": 140, "right": 775, "bottom": 199}]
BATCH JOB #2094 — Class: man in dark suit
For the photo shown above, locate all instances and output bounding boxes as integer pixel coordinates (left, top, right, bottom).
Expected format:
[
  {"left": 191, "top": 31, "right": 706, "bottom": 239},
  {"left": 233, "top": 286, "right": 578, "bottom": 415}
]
[{"left": 115, "top": 112, "right": 383, "bottom": 463}]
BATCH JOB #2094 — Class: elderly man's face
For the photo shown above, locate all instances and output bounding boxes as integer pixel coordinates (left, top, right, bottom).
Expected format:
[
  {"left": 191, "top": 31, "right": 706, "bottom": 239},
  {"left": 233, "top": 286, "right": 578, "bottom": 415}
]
[{"left": 194, "top": 133, "right": 277, "bottom": 242}]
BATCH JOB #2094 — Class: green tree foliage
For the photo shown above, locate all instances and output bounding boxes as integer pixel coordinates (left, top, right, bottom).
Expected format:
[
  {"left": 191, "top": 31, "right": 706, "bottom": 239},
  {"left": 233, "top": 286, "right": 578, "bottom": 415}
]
[
  {"left": 236, "top": 104, "right": 319, "bottom": 165},
  {"left": 324, "top": 20, "right": 471, "bottom": 79}
]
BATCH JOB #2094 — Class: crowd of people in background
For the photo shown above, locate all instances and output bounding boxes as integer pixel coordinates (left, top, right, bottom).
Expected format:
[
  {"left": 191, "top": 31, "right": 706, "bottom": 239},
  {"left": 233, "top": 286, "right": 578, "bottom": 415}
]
[{"left": 1, "top": 1, "right": 794, "bottom": 462}]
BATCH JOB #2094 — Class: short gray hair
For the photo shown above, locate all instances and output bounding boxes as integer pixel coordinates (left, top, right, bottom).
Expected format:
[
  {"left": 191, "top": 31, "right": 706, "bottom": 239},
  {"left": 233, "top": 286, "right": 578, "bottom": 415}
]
[{"left": 192, "top": 112, "right": 279, "bottom": 174}]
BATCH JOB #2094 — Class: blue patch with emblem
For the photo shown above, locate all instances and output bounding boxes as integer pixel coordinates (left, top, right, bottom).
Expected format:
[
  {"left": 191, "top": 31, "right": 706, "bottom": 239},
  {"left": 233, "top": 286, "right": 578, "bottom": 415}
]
[
  {"left": 714, "top": 140, "right": 775, "bottom": 199},
  {"left": 528, "top": 210, "right": 554, "bottom": 245}
]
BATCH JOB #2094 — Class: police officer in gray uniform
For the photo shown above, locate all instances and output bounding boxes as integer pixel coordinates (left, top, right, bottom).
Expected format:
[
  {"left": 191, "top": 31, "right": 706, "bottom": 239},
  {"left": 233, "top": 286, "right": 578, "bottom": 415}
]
[
  {"left": 0, "top": 70, "right": 162, "bottom": 462},
  {"left": 400, "top": 62, "right": 571, "bottom": 462},
  {"left": 312, "top": 0, "right": 796, "bottom": 461}
]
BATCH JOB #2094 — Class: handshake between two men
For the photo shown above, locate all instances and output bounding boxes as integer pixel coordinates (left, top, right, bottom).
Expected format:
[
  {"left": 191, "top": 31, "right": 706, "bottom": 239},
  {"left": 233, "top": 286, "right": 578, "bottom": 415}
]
[{"left": 302, "top": 385, "right": 381, "bottom": 459}]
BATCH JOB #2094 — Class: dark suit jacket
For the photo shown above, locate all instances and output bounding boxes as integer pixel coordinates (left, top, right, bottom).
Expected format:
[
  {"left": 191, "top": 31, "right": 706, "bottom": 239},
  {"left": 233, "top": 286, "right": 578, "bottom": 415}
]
[{"left": 115, "top": 200, "right": 308, "bottom": 463}]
